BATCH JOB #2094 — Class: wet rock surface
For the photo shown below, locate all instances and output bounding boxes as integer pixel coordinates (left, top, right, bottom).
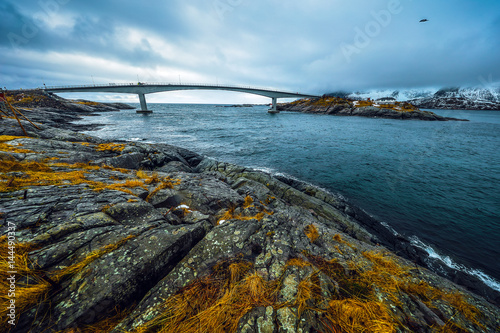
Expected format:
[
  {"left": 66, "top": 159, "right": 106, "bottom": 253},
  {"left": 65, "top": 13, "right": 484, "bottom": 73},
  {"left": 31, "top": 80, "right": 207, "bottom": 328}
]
[{"left": 0, "top": 97, "right": 499, "bottom": 332}]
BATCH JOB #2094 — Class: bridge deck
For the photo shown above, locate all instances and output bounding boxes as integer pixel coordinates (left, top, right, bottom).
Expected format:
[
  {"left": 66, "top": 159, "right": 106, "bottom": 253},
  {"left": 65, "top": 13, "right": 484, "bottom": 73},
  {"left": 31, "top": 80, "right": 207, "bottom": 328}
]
[{"left": 43, "top": 82, "right": 319, "bottom": 113}]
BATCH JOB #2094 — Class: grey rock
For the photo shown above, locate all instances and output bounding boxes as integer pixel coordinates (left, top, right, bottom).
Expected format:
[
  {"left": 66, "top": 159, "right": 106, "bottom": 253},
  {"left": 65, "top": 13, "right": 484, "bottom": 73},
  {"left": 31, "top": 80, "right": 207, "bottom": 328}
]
[
  {"left": 147, "top": 189, "right": 183, "bottom": 208},
  {"left": 156, "top": 161, "right": 193, "bottom": 173},
  {"left": 104, "top": 201, "right": 166, "bottom": 225},
  {"left": 101, "top": 152, "right": 146, "bottom": 170}
]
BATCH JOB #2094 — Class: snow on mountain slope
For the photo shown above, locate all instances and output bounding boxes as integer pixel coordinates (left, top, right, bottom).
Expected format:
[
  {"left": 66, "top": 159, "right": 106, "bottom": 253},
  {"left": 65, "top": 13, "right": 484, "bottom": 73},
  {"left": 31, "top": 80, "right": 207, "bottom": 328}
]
[{"left": 340, "top": 85, "right": 500, "bottom": 110}]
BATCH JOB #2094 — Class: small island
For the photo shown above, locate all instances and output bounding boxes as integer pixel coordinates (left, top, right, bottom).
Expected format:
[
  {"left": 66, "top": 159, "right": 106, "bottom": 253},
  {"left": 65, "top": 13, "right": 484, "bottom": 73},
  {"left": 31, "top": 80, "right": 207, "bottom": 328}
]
[{"left": 278, "top": 96, "right": 469, "bottom": 121}]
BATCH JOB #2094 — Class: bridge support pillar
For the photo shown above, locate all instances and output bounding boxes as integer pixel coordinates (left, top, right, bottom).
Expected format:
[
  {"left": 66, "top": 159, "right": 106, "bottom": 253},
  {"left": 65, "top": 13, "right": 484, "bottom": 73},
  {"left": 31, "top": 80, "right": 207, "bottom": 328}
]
[
  {"left": 137, "top": 93, "right": 153, "bottom": 113},
  {"left": 268, "top": 97, "right": 279, "bottom": 113}
]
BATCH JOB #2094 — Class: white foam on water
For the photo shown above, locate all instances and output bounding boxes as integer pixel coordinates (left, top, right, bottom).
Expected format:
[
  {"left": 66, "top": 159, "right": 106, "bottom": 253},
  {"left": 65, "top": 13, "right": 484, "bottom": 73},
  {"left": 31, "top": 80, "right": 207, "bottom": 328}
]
[
  {"left": 380, "top": 222, "right": 400, "bottom": 236},
  {"left": 251, "top": 166, "right": 275, "bottom": 175},
  {"left": 409, "top": 236, "right": 500, "bottom": 292}
]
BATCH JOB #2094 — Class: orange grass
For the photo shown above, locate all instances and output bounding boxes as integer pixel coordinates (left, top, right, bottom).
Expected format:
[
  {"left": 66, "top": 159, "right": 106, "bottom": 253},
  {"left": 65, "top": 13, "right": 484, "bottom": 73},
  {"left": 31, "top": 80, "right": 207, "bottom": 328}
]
[
  {"left": 325, "top": 299, "right": 395, "bottom": 333},
  {"left": 102, "top": 164, "right": 131, "bottom": 174},
  {"left": 0, "top": 159, "right": 87, "bottom": 192},
  {"left": 95, "top": 143, "right": 126, "bottom": 152},
  {"left": 304, "top": 224, "right": 320, "bottom": 243},
  {"left": 242, "top": 195, "right": 254, "bottom": 208},
  {"left": 0, "top": 136, "right": 34, "bottom": 154},
  {"left": 133, "top": 259, "right": 277, "bottom": 333},
  {"left": 133, "top": 249, "right": 488, "bottom": 333},
  {"left": 0, "top": 159, "right": 159, "bottom": 196},
  {"left": 359, "top": 251, "right": 484, "bottom": 329},
  {"left": 74, "top": 101, "right": 100, "bottom": 106},
  {"left": 50, "top": 162, "right": 100, "bottom": 170},
  {"left": 0, "top": 235, "right": 135, "bottom": 328},
  {"left": 136, "top": 170, "right": 161, "bottom": 185},
  {"left": 216, "top": 206, "right": 267, "bottom": 225},
  {"left": 0, "top": 135, "right": 28, "bottom": 142},
  {"left": 145, "top": 177, "right": 182, "bottom": 202}
]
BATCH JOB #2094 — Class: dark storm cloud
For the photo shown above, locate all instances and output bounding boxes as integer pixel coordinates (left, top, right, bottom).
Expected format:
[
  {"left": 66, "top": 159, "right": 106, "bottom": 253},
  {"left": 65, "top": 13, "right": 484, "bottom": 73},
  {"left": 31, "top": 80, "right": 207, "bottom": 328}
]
[{"left": 1, "top": 0, "right": 499, "bottom": 99}]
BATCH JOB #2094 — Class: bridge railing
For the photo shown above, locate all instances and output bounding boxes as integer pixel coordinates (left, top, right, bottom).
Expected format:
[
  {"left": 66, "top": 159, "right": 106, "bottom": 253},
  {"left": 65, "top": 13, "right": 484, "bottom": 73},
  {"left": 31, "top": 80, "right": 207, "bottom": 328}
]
[{"left": 42, "top": 82, "right": 295, "bottom": 93}]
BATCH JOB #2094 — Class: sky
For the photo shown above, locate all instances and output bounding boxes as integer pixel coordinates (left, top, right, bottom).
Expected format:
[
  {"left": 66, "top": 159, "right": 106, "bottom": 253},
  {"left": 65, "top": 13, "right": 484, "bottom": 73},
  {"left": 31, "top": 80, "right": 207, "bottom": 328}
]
[{"left": 1, "top": 0, "right": 499, "bottom": 104}]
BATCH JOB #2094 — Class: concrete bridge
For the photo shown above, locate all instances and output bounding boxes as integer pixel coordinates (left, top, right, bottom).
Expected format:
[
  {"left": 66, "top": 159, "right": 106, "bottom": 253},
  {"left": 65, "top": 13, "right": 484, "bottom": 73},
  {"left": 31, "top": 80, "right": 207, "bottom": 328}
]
[{"left": 42, "top": 82, "right": 319, "bottom": 113}]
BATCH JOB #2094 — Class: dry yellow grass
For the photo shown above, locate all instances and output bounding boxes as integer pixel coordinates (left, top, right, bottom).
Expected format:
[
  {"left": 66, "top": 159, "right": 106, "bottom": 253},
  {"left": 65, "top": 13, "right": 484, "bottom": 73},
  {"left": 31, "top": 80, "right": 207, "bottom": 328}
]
[
  {"left": 0, "top": 158, "right": 169, "bottom": 197},
  {"left": 0, "top": 135, "right": 27, "bottom": 142},
  {"left": 0, "top": 136, "right": 34, "bottom": 154},
  {"left": 0, "top": 159, "right": 87, "bottom": 192},
  {"left": 136, "top": 170, "right": 161, "bottom": 185},
  {"left": 133, "top": 259, "right": 276, "bottom": 333},
  {"left": 325, "top": 299, "right": 395, "bottom": 333},
  {"left": 74, "top": 101, "right": 100, "bottom": 106},
  {"left": 95, "top": 143, "right": 126, "bottom": 152},
  {"left": 145, "top": 177, "right": 182, "bottom": 202},
  {"left": 0, "top": 235, "right": 135, "bottom": 328},
  {"left": 242, "top": 195, "right": 254, "bottom": 209},
  {"left": 216, "top": 206, "right": 267, "bottom": 225},
  {"left": 51, "top": 162, "right": 101, "bottom": 171},
  {"left": 128, "top": 247, "right": 487, "bottom": 333},
  {"left": 304, "top": 224, "right": 320, "bottom": 243}
]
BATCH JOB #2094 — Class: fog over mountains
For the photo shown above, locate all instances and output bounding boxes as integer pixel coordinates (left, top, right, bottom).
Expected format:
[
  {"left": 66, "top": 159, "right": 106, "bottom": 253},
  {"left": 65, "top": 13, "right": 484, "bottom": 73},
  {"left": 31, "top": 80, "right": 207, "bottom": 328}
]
[{"left": 329, "top": 85, "right": 500, "bottom": 110}]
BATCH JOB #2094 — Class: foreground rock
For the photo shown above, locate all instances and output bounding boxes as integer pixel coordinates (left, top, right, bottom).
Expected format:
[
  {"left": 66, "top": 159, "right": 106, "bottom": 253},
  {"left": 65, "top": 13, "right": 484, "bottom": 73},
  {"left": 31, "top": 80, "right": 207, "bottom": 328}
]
[
  {"left": 1, "top": 106, "right": 499, "bottom": 332},
  {"left": 279, "top": 97, "right": 468, "bottom": 121}
]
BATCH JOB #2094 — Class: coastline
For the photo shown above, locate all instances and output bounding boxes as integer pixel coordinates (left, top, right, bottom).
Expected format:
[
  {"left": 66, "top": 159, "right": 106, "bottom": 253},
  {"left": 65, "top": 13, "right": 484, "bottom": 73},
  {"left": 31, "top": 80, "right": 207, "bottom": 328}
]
[{"left": 1, "top": 94, "right": 499, "bottom": 331}]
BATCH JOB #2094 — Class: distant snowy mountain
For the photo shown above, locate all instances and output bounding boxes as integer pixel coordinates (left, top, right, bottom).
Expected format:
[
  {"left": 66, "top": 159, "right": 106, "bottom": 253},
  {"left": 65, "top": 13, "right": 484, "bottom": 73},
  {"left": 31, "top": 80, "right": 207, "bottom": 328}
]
[
  {"left": 344, "top": 89, "right": 437, "bottom": 101},
  {"left": 433, "top": 87, "right": 500, "bottom": 103},
  {"left": 334, "top": 86, "right": 500, "bottom": 110}
]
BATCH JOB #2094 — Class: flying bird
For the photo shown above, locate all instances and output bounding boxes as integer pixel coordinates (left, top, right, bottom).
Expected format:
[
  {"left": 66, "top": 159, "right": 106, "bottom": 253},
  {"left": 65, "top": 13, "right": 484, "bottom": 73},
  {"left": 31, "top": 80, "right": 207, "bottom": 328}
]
[{"left": 420, "top": 19, "right": 429, "bottom": 23}]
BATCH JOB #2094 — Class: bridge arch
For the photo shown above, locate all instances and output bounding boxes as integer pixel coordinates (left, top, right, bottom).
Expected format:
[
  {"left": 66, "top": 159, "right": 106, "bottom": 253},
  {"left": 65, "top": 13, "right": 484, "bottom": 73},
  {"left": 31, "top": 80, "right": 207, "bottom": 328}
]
[{"left": 43, "top": 82, "right": 319, "bottom": 113}]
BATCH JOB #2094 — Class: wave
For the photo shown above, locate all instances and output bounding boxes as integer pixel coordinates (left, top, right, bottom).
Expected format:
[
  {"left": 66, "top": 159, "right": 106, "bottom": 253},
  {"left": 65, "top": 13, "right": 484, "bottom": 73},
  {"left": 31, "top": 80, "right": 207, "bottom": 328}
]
[{"left": 409, "top": 236, "right": 500, "bottom": 292}]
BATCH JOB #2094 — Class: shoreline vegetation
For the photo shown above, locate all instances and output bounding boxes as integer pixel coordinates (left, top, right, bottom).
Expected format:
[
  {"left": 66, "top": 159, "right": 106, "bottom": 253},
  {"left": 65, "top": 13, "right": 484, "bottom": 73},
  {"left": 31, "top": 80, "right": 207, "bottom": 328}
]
[
  {"left": 1, "top": 90, "right": 499, "bottom": 332},
  {"left": 278, "top": 96, "right": 470, "bottom": 121}
]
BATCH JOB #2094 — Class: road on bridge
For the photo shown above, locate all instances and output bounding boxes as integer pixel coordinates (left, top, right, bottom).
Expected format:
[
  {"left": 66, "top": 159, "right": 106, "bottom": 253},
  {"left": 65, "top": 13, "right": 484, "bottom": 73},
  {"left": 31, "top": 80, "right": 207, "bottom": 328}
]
[{"left": 43, "top": 82, "right": 319, "bottom": 113}]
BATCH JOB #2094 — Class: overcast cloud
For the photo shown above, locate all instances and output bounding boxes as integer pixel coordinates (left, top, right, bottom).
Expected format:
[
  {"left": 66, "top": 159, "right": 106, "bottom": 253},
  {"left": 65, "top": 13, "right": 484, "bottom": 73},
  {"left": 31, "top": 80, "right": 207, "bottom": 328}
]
[{"left": 1, "top": 0, "right": 499, "bottom": 103}]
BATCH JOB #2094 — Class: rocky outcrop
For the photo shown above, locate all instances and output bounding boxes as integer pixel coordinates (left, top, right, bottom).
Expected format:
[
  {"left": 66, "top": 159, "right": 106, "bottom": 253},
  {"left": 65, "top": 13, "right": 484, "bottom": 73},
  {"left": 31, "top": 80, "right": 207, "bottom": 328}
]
[
  {"left": 2, "top": 89, "right": 134, "bottom": 132},
  {"left": 278, "top": 98, "right": 468, "bottom": 121},
  {"left": 1, "top": 101, "right": 499, "bottom": 332}
]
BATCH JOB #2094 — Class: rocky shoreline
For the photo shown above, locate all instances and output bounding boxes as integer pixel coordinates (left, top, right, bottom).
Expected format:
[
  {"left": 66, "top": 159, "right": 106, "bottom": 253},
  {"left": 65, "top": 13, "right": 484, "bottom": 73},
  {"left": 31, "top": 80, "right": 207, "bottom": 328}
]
[
  {"left": 1, "top": 93, "right": 499, "bottom": 332},
  {"left": 278, "top": 97, "right": 469, "bottom": 121}
]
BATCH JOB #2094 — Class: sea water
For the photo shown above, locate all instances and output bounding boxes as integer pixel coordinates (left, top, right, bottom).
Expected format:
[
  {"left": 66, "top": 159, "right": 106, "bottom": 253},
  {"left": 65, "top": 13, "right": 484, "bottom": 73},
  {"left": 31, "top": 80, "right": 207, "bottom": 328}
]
[{"left": 76, "top": 104, "right": 500, "bottom": 291}]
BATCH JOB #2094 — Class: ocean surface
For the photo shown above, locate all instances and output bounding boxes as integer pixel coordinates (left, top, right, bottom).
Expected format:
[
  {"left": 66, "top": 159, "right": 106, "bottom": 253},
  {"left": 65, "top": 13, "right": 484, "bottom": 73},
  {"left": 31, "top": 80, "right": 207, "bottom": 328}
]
[{"left": 76, "top": 104, "right": 500, "bottom": 291}]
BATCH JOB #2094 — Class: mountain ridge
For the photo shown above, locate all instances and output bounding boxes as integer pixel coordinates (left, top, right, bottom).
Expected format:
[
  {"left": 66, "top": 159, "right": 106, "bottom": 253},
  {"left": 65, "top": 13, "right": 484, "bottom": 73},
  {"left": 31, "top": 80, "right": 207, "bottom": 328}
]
[{"left": 328, "top": 85, "right": 500, "bottom": 110}]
